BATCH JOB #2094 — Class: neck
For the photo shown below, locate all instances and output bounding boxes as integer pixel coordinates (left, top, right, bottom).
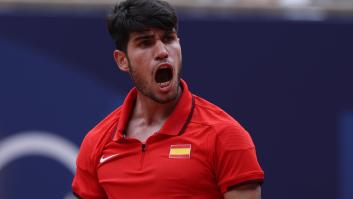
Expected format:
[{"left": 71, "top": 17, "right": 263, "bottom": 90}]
[{"left": 133, "top": 87, "right": 182, "bottom": 125}]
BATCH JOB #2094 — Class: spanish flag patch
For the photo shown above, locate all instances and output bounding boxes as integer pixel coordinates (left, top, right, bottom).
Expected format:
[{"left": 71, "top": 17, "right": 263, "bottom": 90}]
[{"left": 169, "top": 144, "right": 191, "bottom": 159}]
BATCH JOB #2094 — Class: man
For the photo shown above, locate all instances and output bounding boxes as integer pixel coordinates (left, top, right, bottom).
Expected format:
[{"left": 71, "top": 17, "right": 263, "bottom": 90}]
[{"left": 72, "top": 0, "right": 264, "bottom": 198}]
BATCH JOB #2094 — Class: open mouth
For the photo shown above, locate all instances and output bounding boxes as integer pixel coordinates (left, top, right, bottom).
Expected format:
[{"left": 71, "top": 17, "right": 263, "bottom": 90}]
[{"left": 155, "top": 67, "right": 173, "bottom": 87}]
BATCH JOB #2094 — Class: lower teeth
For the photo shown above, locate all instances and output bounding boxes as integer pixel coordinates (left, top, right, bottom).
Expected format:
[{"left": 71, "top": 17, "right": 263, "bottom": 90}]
[{"left": 159, "top": 81, "right": 170, "bottom": 87}]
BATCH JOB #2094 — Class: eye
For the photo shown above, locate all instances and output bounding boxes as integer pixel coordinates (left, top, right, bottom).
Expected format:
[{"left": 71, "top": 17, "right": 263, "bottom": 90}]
[
  {"left": 163, "top": 34, "right": 176, "bottom": 44},
  {"left": 139, "top": 39, "right": 153, "bottom": 48}
]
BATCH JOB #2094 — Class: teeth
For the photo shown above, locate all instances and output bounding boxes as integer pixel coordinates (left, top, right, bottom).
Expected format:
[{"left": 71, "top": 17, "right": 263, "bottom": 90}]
[
  {"left": 158, "top": 81, "right": 171, "bottom": 88},
  {"left": 159, "top": 64, "right": 171, "bottom": 69}
]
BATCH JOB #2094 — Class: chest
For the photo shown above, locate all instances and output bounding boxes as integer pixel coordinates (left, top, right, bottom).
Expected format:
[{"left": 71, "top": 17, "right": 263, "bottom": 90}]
[
  {"left": 96, "top": 133, "right": 223, "bottom": 199},
  {"left": 125, "top": 119, "right": 164, "bottom": 143}
]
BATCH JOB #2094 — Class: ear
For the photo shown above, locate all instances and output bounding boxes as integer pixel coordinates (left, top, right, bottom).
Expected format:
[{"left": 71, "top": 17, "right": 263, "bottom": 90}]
[{"left": 114, "top": 50, "right": 129, "bottom": 72}]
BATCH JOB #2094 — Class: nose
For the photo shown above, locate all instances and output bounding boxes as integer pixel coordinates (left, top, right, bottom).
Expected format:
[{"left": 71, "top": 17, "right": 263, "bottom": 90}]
[{"left": 155, "top": 40, "right": 168, "bottom": 60}]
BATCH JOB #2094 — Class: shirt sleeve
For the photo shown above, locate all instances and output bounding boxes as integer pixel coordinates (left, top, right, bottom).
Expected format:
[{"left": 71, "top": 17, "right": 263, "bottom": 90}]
[
  {"left": 212, "top": 123, "right": 264, "bottom": 193},
  {"left": 72, "top": 134, "right": 107, "bottom": 199}
]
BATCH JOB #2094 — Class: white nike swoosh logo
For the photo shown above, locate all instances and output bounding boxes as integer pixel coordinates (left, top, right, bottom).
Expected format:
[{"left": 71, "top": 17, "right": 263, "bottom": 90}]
[{"left": 100, "top": 154, "right": 119, "bottom": 164}]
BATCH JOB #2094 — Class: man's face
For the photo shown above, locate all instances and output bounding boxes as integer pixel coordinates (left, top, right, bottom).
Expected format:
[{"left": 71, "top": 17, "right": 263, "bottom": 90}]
[{"left": 123, "top": 28, "right": 182, "bottom": 104}]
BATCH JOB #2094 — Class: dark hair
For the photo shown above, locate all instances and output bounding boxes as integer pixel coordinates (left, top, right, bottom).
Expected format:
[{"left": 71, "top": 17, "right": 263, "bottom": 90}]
[{"left": 107, "top": 0, "right": 178, "bottom": 52}]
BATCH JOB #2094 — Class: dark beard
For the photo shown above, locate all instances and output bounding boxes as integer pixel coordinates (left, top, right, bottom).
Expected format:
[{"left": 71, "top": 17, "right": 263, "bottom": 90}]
[{"left": 127, "top": 58, "right": 182, "bottom": 104}]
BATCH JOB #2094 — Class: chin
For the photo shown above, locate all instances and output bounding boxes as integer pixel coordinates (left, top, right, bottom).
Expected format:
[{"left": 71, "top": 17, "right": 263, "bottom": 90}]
[{"left": 153, "top": 87, "right": 180, "bottom": 104}]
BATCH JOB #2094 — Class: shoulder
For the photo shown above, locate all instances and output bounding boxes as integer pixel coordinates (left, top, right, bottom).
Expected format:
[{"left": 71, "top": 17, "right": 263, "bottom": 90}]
[
  {"left": 192, "top": 95, "right": 254, "bottom": 150},
  {"left": 192, "top": 94, "right": 239, "bottom": 127},
  {"left": 83, "top": 106, "right": 122, "bottom": 146},
  {"left": 77, "top": 106, "right": 122, "bottom": 168}
]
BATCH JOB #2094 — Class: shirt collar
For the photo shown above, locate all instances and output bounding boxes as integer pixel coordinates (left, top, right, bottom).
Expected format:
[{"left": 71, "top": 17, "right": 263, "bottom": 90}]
[{"left": 113, "top": 79, "right": 193, "bottom": 142}]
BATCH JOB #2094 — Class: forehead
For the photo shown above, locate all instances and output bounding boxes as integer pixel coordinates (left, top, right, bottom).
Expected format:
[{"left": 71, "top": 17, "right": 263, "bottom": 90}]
[{"left": 129, "top": 28, "right": 176, "bottom": 40}]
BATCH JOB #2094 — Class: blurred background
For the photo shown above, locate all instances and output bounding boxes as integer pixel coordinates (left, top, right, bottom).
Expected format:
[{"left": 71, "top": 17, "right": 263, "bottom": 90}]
[{"left": 0, "top": 0, "right": 352, "bottom": 198}]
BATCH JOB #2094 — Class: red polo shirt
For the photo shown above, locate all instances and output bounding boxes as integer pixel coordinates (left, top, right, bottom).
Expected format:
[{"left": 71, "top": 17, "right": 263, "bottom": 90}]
[{"left": 72, "top": 80, "right": 264, "bottom": 199}]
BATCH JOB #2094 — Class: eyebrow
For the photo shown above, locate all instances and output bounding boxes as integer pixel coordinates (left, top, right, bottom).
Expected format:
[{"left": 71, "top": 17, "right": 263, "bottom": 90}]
[
  {"left": 132, "top": 33, "right": 154, "bottom": 42},
  {"left": 165, "top": 30, "right": 176, "bottom": 35}
]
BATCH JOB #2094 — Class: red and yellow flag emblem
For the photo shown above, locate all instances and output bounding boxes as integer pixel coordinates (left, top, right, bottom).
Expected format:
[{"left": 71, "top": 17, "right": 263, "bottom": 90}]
[{"left": 169, "top": 144, "right": 191, "bottom": 158}]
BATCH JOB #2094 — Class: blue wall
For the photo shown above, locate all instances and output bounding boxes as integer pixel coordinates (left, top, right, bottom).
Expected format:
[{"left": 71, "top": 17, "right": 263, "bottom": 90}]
[{"left": 0, "top": 10, "right": 352, "bottom": 199}]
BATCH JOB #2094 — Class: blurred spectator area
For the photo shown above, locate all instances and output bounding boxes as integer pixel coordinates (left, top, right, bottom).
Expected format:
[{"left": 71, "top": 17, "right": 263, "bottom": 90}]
[{"left": 0, "top": 0, "right": 352, "bottom": 17}]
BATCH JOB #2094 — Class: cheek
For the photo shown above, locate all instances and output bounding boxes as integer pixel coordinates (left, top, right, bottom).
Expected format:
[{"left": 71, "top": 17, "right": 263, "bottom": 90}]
[
  {"left": 128, "top": 51, "right": 147, "bottom": 66},
  {"left": 178, "top": 47, "right": 182, "bottom": 59},
  {"left": 170, "top": 44, "right": 182, "bottom": 59},
  {"left": 176, "top": 48, "right": 182, "bottom": 65}
]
